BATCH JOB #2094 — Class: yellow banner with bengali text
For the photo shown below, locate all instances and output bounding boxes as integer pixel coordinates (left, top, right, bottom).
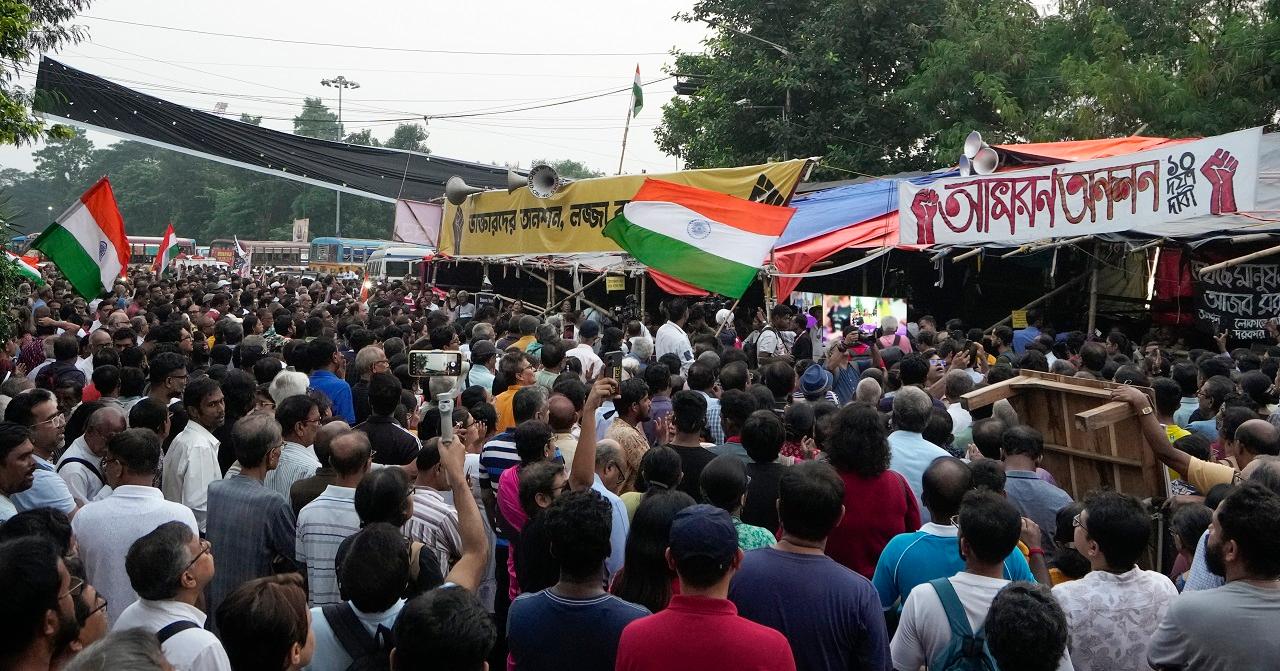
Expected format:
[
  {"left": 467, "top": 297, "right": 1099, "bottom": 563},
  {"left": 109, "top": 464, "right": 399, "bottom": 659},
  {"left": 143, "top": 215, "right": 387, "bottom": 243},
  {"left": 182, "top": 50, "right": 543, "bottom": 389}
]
[{"left": 440, "top": 159, "right": 811, "bottom": 256}]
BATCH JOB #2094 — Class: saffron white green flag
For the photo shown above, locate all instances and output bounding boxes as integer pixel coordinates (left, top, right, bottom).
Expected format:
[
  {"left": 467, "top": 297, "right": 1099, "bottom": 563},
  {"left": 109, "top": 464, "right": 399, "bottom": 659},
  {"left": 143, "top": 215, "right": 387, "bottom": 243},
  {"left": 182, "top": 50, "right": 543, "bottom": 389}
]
[
  {"left": 31, "top": 177, "right": 129, "bottom": 299},
  {"left": 603, "top": 179, "right": 795, "bottom": 297},
  {"left": 5, "top": 251, "right": 43, "bottom": 286},
  {"left": 631, "top": 65, "right": 643, "bottom": 118},
  {"left": 154, "top": 223, "right": 180, "bottom": 275}
]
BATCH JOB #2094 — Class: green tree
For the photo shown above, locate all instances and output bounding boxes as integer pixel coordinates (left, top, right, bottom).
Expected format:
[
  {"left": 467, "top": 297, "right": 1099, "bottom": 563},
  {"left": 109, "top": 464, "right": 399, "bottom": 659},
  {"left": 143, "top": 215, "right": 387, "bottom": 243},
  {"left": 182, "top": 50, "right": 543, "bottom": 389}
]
[
  {"left": 293, "top": 97, "right": 340, "bottom": 140},
  {"left": 536, "top": 158, "right": 604, "bottom": 180},
  {"left": 384, "top": 123, "right": 429, "bottom": 152},
  {"left": 0, "top": 0, "right": 88, "bottom": 146},
  {"left": 344, "top": 128, "right": 380, "bottom": 146},
  {"left": 239, "top": 113, "right": 263, "bottom": 126}
]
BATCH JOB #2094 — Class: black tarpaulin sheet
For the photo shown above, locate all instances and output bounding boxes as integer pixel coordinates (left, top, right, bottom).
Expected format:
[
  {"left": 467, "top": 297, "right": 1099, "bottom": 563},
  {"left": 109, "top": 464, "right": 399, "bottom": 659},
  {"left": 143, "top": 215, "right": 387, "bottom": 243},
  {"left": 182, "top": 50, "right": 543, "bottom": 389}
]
[{"left": 34, "top": 57, "right": 511, "bottom": 202}]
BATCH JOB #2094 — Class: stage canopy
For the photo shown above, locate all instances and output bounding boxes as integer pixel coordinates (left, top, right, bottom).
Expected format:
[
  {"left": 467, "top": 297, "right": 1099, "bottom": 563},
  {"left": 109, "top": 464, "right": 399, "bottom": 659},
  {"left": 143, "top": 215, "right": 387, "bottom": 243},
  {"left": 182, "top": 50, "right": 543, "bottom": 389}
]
[{"left": 34, "top": 58, "right": 511, "bottom": 203}]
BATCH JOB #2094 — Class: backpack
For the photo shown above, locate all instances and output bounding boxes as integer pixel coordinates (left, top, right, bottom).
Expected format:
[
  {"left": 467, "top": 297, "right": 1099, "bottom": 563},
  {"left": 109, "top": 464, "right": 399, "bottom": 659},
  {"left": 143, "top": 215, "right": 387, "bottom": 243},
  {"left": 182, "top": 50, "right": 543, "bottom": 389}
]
[
  {"left": 321, "top": 603, "right": 395, "bottom": 671},
  {"left": 744, "top": 327, "right": 777, "bottom": 369},
  {"left": 37, "top": 360, "right": 85, "bottom": 391},
  {"left": 927, "top": 577, "right": 999, "bottom": 671}
]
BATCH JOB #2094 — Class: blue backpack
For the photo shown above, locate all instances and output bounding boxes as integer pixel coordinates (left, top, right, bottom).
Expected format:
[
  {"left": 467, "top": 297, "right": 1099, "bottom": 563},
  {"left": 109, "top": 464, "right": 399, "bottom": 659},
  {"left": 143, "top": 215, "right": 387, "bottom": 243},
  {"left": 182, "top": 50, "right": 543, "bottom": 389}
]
[{"left": 928, "top": 577, "right": 1000, "bottom": 671}]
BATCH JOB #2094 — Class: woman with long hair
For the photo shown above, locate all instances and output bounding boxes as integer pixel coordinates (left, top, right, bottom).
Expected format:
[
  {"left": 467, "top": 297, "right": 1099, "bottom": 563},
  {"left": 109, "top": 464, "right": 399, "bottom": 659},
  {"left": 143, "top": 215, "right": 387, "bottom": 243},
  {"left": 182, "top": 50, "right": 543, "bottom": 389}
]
[
  {"left": 619, "top": 445, "right": 683, "bottom": 520},
  {"left": 610, "top": 489, "right": 696, "bottom": 613},
  {"left": 823, "top": 402, "right": 921, "bottom": 578}
]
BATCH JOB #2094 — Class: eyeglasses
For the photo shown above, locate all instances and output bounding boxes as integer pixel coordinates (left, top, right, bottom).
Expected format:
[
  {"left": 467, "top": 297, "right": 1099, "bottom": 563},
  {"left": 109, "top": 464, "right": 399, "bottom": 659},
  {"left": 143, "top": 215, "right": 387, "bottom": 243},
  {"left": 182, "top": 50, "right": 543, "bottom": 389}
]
[
  {"left": 34, "top": 413, "right": 66, "bottom": 428},
  {"left": 183, "top": 538, "right": 212, "bottom": 573},
  {"left": 82, "top": 592, "right": 108, "bottom": 622},
  {"left": 59, "top": 576, "right": 85, "bottom": 601},
  {"left": 1072, "top": 512, "right": 1088, "bottom": 532},
  {"left": 99, "top": 457, "right": 120, "bottom": 470},
  {"left": 949, "top": 514, "right": 961, "bottom": 530}
]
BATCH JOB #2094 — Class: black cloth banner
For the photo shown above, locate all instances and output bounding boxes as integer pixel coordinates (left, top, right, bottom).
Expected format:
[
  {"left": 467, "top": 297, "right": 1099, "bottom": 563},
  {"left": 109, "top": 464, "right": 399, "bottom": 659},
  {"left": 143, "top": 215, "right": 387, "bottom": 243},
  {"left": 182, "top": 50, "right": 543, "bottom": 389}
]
[
  {"left": 1192, "top": 260, "right": 1280, "bottom": 340},
  {"left": 34, "top": 57, "right": 511, "bottom": 202}
]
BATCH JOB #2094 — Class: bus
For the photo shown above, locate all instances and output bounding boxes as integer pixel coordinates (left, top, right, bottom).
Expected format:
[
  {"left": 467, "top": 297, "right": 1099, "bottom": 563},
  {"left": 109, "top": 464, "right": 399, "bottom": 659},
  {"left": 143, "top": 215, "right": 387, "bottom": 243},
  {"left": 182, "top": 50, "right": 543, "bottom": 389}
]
[
  {"left": 365, "top": 245, "right": 434, "bottom": 280},
  {"left": 309, "top": 237, "right": 389, "bottom": 274},
  {"left": 209, "top": 239, "right": 308, "bottom": 269}
]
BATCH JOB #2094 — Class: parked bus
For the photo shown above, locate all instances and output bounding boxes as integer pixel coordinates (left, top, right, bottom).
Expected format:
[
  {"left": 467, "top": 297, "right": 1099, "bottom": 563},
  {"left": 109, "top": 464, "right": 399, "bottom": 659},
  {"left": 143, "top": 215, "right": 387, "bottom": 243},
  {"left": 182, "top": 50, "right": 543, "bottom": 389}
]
[
  {"left": 13, "top": 234, "right": 197, "bottom": 267},
  {"left": 365, "top": 245, "right": 434, "bottom": 281},
  {"left": 309, "top": 237, "right": 388, "bottom": 274},
  {"left": 209, "top": 239, "right": 308, "bottom": 269}
]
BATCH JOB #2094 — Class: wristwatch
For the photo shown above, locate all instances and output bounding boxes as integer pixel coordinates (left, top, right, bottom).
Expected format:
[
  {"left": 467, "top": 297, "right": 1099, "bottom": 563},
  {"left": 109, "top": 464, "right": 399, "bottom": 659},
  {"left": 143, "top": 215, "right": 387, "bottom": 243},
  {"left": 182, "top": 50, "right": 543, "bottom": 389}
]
[{"left": 1139, "top": 405, "right": 1154, "bottom": 416}]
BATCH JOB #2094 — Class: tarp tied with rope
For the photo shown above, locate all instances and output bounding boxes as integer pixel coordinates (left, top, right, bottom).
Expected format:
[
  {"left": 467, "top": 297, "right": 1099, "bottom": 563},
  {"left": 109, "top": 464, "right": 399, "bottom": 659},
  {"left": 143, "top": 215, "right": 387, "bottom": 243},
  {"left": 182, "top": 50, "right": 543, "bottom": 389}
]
[{"left": 34, "top": 57, "right": 511, "bottom": 203}]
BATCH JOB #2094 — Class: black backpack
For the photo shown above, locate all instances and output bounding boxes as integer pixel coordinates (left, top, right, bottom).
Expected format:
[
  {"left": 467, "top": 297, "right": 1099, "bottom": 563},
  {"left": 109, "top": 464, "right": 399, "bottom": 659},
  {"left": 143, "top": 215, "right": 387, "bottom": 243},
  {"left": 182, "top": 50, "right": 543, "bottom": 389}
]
[{"left": 321, "top": 603, "right": 394, "bottom": 671}]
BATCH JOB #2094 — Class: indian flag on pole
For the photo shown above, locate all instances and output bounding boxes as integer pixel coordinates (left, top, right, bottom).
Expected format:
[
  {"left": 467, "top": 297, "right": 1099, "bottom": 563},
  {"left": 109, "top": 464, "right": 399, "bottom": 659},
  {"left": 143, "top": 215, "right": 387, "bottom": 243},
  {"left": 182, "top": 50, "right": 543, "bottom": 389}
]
[
  {"left": 154, "top": 223, "right": 179, "bottom": 275},
  {"left": 5, "top": 251, "right": 43, "bottom": 286},
  {"left": 603, "top": 179, "right": 795, "bottom": 297},
  {"left": 630, "top": 65, "right": 643, "bottom": 117},
  {"left": 31, "top": 177, "right": 129, "bottom": 299}
]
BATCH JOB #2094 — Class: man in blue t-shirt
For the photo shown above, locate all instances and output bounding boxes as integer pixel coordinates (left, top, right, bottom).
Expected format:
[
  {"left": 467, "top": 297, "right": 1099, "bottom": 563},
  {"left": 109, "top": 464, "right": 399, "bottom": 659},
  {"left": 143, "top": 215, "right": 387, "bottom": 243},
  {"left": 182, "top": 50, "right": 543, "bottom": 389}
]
[
  {"left": 872, "top": 457, "right": 1035, "bottom": 612},
  {"left": 729, "top": 461, "right": 890, "bottom": 671},
  {"left": 507, "top": 489, "right": 649, "bottom": 671}
]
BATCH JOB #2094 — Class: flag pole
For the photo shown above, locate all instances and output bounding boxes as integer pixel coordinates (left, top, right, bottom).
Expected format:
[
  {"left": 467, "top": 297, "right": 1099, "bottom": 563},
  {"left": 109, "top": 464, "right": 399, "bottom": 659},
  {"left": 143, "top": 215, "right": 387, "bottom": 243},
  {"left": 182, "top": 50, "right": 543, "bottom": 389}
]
[{"left": 616, "top": 89, "right": 633, "bottom": 176}]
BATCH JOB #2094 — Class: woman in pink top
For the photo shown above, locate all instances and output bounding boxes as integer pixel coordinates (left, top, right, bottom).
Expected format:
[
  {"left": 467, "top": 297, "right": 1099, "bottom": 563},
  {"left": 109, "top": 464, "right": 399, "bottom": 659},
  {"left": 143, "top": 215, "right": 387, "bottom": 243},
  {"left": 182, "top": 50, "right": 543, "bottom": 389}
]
[{"left": 496, "top": 419, "right": 556, "bottom": 599}]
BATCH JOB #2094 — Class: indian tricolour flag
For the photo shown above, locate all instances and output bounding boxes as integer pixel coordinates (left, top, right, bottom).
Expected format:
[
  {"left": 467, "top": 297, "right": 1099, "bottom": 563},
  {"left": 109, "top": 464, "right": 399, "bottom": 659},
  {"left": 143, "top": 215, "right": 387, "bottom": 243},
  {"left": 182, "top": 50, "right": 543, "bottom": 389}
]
[
  {"left": 154, "top": 223, "right": 179, "bottom": 275},
  {"left": 603, "top": 179, "right": 795, "bottom": 297},
  {"left": 31, "top": 177, "right": 129, "bottom": 299},
  {"left": 630, "top": 64, "right": 643, "bottom": 117},
  {"left": 5, "top": 251, "right": 43, "bottom": 286}
]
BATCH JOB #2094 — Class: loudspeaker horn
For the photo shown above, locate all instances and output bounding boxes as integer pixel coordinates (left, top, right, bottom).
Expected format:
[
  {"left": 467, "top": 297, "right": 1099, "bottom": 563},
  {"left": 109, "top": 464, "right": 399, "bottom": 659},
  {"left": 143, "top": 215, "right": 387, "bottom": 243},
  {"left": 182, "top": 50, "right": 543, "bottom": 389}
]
[
  {"left": 963, "top": 130, "right": 985, "bottom": 159},
  {"left": 971, "top": 146, "right": 1000, "bottom": 175},
  {"left": 527, "top": 164, "right": 562, "bottom": 199},
  {"left": 506, "top": 170, "right": 529, "bottom": 193},
  {"left": 958, "top": 155, "right": 972, "bottom": 178},
  {"left": 445, "top": 176, "right": 485, "bottom": 206}
]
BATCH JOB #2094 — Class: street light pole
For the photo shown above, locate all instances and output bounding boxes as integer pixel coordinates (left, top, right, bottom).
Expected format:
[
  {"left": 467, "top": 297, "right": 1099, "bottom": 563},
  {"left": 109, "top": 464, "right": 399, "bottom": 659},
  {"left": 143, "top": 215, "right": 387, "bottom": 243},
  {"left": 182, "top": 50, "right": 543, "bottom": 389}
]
[
  {"left": 321, "top": 75, "right": 360, "bottom": 237},
  {"left": 705, "top": 20, "right": 793, "bottom": 159}
]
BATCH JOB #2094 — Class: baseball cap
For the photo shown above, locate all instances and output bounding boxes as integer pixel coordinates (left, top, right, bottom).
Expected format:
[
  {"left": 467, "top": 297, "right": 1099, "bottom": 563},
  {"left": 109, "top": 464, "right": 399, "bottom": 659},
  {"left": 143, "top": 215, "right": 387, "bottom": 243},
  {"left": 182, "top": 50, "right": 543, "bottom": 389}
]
[
  {"left": 669, "top": 504, "right": 738, "bottom": 566},
  {"left": 578, "top": 320, "right": 601, "bottom": 340}
]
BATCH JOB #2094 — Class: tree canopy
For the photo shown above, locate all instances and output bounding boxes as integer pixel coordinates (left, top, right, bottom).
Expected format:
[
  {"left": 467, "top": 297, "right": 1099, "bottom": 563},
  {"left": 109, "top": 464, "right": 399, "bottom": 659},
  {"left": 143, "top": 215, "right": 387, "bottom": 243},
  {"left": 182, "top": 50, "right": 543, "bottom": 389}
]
[{"left": 658, "top": 0, "right": 1280, "bottom": 177}]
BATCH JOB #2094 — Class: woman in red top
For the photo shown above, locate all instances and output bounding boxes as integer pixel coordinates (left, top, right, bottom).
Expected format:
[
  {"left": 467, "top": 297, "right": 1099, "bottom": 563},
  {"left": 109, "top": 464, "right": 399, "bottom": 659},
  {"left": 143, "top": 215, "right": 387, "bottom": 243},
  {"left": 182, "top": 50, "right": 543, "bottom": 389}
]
[{"left": 822, "top": 402, "right": 920, "bottom": 577}]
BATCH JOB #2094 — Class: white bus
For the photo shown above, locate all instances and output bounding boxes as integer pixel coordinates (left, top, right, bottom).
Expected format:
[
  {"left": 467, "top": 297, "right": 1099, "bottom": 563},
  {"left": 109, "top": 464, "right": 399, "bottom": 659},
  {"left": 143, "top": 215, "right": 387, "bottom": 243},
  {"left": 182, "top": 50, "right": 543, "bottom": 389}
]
[{"left": 365, "top": 245, "right": 434, "bottom": 280}]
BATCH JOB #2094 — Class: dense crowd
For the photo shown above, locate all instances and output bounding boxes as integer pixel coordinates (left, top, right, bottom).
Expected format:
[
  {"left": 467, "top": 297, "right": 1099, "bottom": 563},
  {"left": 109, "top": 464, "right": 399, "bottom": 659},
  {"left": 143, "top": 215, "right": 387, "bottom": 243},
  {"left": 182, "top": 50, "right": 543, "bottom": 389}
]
[{"left": 0, "top": 267, "right": 1278, "bottom": 671}]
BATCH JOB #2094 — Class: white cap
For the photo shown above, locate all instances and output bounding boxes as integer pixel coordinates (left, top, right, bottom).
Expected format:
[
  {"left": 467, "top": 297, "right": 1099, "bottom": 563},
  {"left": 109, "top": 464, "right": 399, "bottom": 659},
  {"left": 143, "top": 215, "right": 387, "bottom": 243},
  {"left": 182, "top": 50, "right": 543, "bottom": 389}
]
[
  {"left": 216, "top": 280, "right": 231, "bottom": 288},
  {"left": 716, "top": 308, "right": 733, "bottom": 325}
]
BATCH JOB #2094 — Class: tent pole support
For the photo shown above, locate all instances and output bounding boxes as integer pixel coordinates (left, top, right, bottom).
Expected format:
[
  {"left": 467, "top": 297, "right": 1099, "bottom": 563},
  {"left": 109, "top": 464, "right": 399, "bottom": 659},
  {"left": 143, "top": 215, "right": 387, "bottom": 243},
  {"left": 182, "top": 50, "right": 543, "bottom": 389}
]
[
  {"left": 1197, "top": 243, "right": 1280, "bottom": 276},
  {"left": 983, "top": 274, "right": 1088, "bottom": 333},
  {"left": 1086, "top": 263, "right": 1100, "bottom": 336}
]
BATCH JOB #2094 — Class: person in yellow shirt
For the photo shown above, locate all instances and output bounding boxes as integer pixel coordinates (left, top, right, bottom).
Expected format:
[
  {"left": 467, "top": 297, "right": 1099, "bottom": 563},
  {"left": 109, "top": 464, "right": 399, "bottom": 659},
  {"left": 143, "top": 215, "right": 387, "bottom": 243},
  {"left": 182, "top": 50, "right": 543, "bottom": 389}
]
[
  {"left": 1114, "top": 385, "right": 1278, "bottom": 493},
  {"left": 493, "top": 351, "right": 537, "bottom": 433}
]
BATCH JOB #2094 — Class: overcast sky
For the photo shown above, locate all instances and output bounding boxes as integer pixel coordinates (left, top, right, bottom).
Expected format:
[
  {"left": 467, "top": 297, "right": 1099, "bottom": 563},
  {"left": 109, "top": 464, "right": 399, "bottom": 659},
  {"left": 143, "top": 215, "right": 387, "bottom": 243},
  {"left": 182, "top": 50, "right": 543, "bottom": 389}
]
[{"left": 0, "top": 0, "right": 709, "bottom": 175}]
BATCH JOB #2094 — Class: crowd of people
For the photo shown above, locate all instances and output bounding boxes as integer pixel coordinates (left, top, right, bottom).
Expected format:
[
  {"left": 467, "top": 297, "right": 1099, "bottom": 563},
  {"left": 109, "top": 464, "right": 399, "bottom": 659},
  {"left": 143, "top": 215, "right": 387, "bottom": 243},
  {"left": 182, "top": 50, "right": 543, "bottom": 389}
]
[{"left": 0, "top": 268, "right": 1278, "bottom": 671}]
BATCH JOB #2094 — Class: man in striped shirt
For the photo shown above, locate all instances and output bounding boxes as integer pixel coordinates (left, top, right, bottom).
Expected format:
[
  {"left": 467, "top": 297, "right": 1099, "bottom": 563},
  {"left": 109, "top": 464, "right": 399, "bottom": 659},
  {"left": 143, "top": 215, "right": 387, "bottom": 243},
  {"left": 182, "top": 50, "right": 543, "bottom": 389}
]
[
  {"left": 404, "top": 437, "right": 462, "bottom": 574},
  {"left": 296, "top": 429, "right": 371, "bottom": 606},
  {"left": 264, "top": 395, "right": 322, "bottom": 499}
]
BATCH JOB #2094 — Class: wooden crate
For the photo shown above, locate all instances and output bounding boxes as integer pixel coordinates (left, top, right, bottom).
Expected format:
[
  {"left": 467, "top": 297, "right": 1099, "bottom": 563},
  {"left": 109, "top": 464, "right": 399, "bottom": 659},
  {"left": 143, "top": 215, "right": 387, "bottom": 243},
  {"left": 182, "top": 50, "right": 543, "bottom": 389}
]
[{"left": 960, "top": 370, "right": 1162, "bottom": 502}]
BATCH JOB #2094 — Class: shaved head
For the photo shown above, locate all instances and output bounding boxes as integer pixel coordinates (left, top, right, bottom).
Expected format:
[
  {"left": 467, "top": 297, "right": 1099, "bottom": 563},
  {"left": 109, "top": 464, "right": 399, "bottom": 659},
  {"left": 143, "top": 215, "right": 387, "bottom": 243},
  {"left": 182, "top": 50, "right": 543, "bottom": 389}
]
[{"left": 1236, "top": 419, "right": 1280, "bottom": 461}]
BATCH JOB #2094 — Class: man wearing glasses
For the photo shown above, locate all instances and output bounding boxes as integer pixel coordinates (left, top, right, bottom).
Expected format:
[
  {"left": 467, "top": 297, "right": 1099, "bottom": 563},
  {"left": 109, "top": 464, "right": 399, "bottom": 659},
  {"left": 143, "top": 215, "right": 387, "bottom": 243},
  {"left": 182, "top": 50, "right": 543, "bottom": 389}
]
[
  {"left": 74, "top": 429, "right": 198, "bottom": 624},
  {"left": 0, "top": 537, "right": 82, "bottom": 671},
  {"left": 114, "top": 521, "right": 231, "bottom": 670},
  {"left": 5, "top": 391, "right": 77, "bottom": 521}
]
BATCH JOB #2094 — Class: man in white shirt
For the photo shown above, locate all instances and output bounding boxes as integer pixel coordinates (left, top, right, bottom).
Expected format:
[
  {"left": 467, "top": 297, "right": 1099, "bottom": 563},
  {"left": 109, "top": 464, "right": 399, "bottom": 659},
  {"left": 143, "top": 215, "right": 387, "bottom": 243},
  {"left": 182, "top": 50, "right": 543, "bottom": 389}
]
[
  {"left": 114, "top": 520, "right": 231, "bottom": 671},
  {"left": 162, "top": 377, "right": 226, "bottom": 533},
  {"left": 1053, "top": 490, "right": 1176, "bottom": 671},
  {"left": 56, "top": 405, "right": 126, "bottom": 506},
  {"left": 566, "top": 320, "right": 605, "bottom": 380},
  {"left": 755, "top": 305, "right": 797, "bottom": 369},
  {"left": 887, "top": 387, "right": 950, "bottom": 523},
  {"left": 297, "top": 429, "right": 371, "bottom": 606},
  {"left": 74, "top": 429, "right": 199, "bottom": 624},
  {"left": 655, "top": 298, "right": 694, "bottom": 374},
  {"left": 891, "top": 489, "right": 1072, "bottom": 671},
  {"left": 263, "top": 395, "right": 322, "bottom": 499}
]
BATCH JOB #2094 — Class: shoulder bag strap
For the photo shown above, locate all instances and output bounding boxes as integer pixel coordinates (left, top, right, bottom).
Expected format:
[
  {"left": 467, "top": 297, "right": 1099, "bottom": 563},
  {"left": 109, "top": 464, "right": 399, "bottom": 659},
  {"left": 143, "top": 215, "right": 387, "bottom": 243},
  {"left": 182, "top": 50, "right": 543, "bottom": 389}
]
[
  {"left": 56, "top": 457, "right": 105, "bottom": 483},
  {"left": 321, "top": 603, "right": 380, "bottom": 659},
  {"left": 928, "top": 577, "right": 973, "bottom": 638},
  {"left": 156, "top": 620, "right": 200, "bottom": 644}
]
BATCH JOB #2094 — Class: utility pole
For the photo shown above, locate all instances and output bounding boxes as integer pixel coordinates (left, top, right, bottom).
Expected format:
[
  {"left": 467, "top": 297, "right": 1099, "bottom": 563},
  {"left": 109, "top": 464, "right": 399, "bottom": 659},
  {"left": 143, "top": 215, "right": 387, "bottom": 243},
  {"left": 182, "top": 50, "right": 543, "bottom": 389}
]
[{"left": 321, "top": 75, "right": 360, "bottom": 237}]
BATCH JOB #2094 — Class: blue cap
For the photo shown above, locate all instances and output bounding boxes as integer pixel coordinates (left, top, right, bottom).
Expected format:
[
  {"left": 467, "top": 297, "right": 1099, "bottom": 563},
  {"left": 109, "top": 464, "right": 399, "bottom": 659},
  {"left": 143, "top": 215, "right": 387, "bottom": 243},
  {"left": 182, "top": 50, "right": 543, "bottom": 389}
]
[
  {"left": 799, "top": 365, "right": 833, "bottom": 395},
  {"left": 578, "top": 319, "right": 601, "bottom": 339},
  {"left": 669, "top": 504, "right": 738, "bottom": 564}
]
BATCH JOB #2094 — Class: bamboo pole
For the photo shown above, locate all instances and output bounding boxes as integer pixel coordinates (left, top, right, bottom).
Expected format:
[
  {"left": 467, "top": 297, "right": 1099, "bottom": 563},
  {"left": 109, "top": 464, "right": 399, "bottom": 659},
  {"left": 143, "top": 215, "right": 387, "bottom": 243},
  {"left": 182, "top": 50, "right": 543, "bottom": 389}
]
[
  {"left": 983, "top": 273, "right": 1089, "bottom": 332},
  {"left": 1196, "top": 243, "right": 1280, "bottom": 276}
]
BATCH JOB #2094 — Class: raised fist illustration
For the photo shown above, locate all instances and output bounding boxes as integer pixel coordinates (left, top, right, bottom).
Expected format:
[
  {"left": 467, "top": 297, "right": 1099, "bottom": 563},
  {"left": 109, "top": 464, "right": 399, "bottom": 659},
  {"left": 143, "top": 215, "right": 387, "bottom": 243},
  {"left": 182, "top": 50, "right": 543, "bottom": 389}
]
[
  {"left": 1200, "top": 148, "right": 1239, "bottom": 214},
  {"left": 911, "top": 189, "right": 940, "bottom": 245}
]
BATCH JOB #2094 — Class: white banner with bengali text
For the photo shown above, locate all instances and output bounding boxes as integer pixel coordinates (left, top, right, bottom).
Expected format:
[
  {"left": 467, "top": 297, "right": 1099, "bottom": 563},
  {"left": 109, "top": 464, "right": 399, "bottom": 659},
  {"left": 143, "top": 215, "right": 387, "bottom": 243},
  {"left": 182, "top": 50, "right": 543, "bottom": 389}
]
[{"left": 898, "top": 127, "right": 1261, "bottom": 246}]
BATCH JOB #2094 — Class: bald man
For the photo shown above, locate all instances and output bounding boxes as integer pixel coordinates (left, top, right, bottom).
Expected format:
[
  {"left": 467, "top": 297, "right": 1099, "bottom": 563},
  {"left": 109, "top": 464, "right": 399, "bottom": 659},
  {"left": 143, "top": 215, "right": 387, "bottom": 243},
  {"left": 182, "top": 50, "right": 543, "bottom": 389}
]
[
  {"left": 289, "top": 420, "right": 351, "bottom": 517},
  {"left": 548, "top": 395, "right": 579, "bottom": 466},
  {"left": 57, "top": 405, "right": 127, "bottom": 505}
]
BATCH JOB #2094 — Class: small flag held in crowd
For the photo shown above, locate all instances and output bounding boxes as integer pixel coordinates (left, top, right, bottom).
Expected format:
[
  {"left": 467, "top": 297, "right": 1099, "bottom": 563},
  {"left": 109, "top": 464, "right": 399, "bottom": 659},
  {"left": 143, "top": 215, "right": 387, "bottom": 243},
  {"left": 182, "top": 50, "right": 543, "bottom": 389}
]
[
  {"left": 232, "top": 236, "right": 252, "bottom": 278},
  {"left": 603, "top": 179, "right": 794, "bottom": 298},
  {"left": 5, "top": 250, "right": 43, "bottom": 286},
  {"left": 154, "top": 223, "right": 179, "bottom": 276},
  {"left": 31, "top": 176, "right": 129, "bottom": 299}
]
